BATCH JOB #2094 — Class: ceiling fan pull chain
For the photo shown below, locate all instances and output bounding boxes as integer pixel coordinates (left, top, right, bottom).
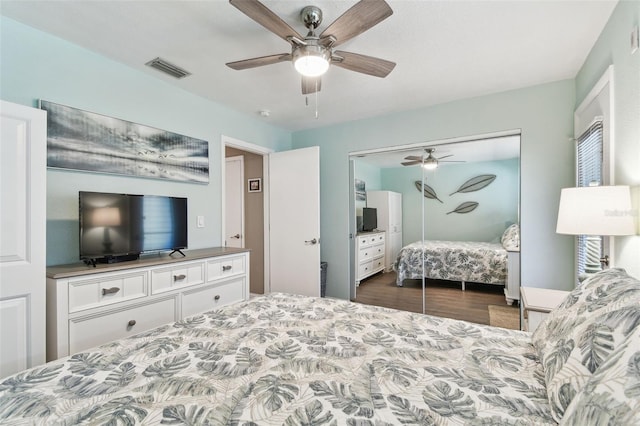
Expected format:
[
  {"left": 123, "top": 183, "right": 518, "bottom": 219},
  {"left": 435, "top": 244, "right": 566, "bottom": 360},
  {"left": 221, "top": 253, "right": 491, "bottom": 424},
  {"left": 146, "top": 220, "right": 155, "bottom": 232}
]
[{"left": 315, "top": 84, "right": 319, "bottom": 119}]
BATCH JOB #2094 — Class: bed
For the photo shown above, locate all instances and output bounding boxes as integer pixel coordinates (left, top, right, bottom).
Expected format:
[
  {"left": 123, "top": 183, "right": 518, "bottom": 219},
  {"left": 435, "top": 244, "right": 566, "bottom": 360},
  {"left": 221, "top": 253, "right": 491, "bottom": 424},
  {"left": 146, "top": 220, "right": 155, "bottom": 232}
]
[
  {"left": 1, "top": 267, "right": 639, "bottom": 425},
  {"left": 393, "top": 224, "right": 520, "bottom": 290}
]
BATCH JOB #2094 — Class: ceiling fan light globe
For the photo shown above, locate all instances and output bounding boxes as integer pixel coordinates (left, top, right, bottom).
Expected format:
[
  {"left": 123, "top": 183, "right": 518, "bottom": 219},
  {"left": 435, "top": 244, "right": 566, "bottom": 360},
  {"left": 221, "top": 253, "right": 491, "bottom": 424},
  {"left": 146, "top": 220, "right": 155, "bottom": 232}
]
[
  {"left": 422, "top": 159, "right": 438, "bottom": 170},
  {"left": 294, "top": 55, "right": 329, "bottom": 77},
  {"left": 293, "top": 45, "right": 330, "bottom": 77}
]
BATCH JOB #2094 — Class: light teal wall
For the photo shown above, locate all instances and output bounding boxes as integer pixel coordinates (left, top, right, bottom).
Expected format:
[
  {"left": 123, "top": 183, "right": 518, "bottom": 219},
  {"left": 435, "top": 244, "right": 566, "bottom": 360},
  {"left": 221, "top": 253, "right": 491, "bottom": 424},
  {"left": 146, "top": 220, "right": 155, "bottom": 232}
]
[
  {"left": 353, "top": 161, "right": 382, "bottom": 192},
  {"left": 575, "top": 0, "right": 640, "bottom": 279},
  {"left": 382, "top": 158, "right": 519, "bottom": 244},
  {"left": 353, "top": 160, "right": 381, "bottom": 220},
  {"left": 292, "top": 80, "right": 576, "bottom": 299},
  {"left": 0, "top": 17, "right": 292, "bottom": 265}
]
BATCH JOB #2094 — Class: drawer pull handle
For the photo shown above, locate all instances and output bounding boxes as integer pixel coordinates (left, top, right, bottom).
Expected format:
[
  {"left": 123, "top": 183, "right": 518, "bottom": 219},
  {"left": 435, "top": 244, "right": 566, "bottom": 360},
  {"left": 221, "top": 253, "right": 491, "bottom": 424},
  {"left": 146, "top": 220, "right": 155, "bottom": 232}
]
[
  {"left": 127, "top": 320, "right": 136, "bottom": 327},
  {"left": 222, "top": 265, "right": 232, "bottom": 272},
  {"left": 102, "top": 287, "right": 120, "bottom": 296},
  {"left": 174, "top": 274, "right": 186, "bottom": 281},
  {"left": 214, "top": 295, "right": 221, "bottom": 301}
]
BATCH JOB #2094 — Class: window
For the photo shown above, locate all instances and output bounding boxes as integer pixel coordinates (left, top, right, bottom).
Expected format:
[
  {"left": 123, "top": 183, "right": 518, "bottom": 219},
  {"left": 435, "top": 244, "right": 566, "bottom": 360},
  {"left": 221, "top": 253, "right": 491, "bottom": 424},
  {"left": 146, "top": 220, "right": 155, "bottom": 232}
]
[
  {"left": 573, "top": 66, "right": 613, "bottom": 284},
  {"left": 576, "top": 120, "right": 603, "bottom": 278}
]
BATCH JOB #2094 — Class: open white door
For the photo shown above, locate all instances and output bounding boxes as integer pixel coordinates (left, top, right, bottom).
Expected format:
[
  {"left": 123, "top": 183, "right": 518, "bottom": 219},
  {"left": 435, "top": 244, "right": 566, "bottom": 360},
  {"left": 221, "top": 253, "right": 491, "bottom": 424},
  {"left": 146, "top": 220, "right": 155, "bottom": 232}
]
[
  {"left": 269, "top": 146, "right": 320, "bottom": 297},
  {"left": 0, "top": 101, "right": 47, "bottom": 377},
  {"left": 225, "top": 156, "right": 244, "bottom": 248}
]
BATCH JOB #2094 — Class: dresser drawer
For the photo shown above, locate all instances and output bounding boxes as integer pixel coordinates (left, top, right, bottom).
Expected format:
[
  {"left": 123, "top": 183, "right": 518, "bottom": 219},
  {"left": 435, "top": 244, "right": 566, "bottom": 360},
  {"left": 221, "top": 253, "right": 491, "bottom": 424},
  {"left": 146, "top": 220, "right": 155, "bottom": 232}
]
[
  {"left": 359, "top": 246, "right": 374, "bottom": 262},
  {"left": 370, "top": 233, "right": 385, "bottom": 245},
  {"left": 68, "top": 297, "right": 177, "bottom": 354},
  {"left": 207, "top": 255, "right": 245, "bottom": 280},
  {"left": 371, "top": 244, "right": 384, "bottom": 257},
  {"left": 372, "top": 256, "right": 385, "bottom": 271},
  {"left": 68, "top": 271, "right": 147, "bottom": 313},
  {"left": 151, "top": 262, "right": 205, "bottom": 294},
  {"left": 358, "top": 260, "right": 373, "bottom": 278},
  {"left": 357, "top": 235, "right": 371, "bottom": 247},
  {"left": 182, "top": 277, "right": 246, "bottom": 318}
]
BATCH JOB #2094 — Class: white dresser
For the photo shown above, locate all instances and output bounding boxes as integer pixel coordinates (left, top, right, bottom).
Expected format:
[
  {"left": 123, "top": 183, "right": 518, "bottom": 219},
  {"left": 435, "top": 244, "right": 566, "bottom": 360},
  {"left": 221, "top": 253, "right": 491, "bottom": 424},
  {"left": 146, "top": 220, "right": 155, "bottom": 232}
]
[
  {"left": 366, "top": 191, "right": 402, "bottom": 271},
  {"left": 46, "top": 248, "right": 249, "bottom": 361},
  {"left": 356, "top": 231, "right": 385, "bottom": 285}
]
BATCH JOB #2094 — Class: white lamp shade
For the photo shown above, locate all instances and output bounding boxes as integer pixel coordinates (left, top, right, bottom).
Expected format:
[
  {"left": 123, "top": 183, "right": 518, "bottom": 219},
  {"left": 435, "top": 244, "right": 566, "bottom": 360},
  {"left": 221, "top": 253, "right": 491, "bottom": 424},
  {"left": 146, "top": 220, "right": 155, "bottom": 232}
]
[
  {"left": 91, "top": 207, "right": 121, "bottom": 227},
  {"left": 556, "top": 186, "right": 635, "bottom": 236}
]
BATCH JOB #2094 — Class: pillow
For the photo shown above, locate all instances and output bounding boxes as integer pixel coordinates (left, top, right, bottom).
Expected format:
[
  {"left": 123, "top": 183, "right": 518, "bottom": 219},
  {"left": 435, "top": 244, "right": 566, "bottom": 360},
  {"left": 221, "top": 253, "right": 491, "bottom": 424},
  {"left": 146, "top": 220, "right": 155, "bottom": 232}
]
[
  {"left": 560, "top": 323, "right": 640, "bottom": 425},
  {"left": 501, "top": 223, "right": 519, "bottom": 250},
  {"left": 531, "top": 268, "right": 640, "bottom": 422}
]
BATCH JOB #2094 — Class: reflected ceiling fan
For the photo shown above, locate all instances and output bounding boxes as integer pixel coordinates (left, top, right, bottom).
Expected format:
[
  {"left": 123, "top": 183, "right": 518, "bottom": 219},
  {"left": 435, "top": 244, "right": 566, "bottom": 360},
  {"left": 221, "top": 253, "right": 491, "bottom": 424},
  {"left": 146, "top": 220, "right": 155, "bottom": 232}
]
[
  {"left": 402, "top": 148, "right": 466, "bottom": 170},
  {"left": 226, "top": 0, "right": 396, "bottom": 94}
]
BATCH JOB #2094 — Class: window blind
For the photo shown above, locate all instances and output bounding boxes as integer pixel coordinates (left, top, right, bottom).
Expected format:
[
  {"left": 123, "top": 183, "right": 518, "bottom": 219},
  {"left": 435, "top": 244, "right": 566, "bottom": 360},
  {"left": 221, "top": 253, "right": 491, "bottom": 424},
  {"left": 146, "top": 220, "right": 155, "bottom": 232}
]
[{"left": 576, "top": 119, "right": 603, "bottom": 277}]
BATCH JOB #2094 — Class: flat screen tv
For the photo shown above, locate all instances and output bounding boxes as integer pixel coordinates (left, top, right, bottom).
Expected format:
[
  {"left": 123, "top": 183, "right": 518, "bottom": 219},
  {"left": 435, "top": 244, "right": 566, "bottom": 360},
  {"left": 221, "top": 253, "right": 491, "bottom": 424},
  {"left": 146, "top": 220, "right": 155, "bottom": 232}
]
[
  {"left": 362, "top": 207, "right": 377, "bottom": 232},
  {"left": 79, "top": 191, "right": 187, "bottom": 265}
]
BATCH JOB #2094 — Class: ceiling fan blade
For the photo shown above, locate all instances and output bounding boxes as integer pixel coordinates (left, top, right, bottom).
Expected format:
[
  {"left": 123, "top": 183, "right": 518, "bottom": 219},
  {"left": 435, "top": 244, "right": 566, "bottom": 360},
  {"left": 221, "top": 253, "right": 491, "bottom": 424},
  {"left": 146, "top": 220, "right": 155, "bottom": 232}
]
[
  {"left": 226, "top": 53, "right": 291, "bottom": 70},
  {"left": 332, "top": 51, "right": 395, "bottom": 77},
  {"left": 437, "top": 154, "right": 454, "bottom": 160},
  {"left": 229, "top": 0, "right": 303, "bottom": 43},
  {"left": 302, "top": 76, "right": 322, "bottom": 95},
  {"left": 401, "top": 160, "right": 421, "bottom": 166},
  {"left": 440, "top": 160, "right": 466, "bottom": 163},
  {"left": 320, "top": 0, "right": 393, "bottom": 47},
  {"left": 404, "top": 155, "right": 422, "bottom": 161}
]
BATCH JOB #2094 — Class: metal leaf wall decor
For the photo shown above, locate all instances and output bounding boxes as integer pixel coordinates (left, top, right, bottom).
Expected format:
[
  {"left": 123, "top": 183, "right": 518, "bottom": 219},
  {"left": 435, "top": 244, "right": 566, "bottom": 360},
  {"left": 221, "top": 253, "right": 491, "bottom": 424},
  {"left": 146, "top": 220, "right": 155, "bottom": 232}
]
[
  {"left": 447, "top": 201, "right": 479, "bottom": 215},
  {"left": 450, "top": 174, "right": 496, "bottom": 195},
  {"left": 414, "top": 180, "right": 443, "bottom": 203}
]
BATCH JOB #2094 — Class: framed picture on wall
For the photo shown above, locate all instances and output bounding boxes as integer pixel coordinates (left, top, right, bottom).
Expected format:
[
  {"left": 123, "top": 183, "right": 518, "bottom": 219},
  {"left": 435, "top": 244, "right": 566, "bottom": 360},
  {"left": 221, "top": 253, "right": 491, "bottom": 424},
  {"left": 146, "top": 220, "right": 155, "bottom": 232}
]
[
  {"left": 355, "top": 179, "right": 366, "bottom": 201},
  {"left": 248, "top": 178, "right": 262, "bottom": 192}
]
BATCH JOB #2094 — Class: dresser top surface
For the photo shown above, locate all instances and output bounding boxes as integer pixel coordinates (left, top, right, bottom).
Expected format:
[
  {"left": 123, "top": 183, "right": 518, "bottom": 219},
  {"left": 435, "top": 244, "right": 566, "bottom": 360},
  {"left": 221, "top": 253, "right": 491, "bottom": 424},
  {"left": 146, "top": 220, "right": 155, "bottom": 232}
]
[{"left": 47, "top": 247, "right": 250, "bottom": 279}]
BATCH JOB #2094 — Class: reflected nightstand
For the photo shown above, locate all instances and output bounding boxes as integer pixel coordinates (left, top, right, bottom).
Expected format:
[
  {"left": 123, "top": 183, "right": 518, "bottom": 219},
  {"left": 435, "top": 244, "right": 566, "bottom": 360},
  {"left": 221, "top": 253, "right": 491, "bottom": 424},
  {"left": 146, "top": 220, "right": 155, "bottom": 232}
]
[{"left": 520, "top": 286, "right": 570, "bottom": 332}]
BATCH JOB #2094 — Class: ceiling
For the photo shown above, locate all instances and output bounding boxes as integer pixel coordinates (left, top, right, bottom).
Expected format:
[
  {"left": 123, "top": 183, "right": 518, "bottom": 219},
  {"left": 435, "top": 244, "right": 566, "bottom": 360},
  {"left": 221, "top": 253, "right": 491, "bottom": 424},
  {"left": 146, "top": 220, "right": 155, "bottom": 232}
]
[
  {"left": 352, "top": 134, "right": 521, "bottom": 169},
  {"left": 1, "top": 0, "right": 617, "bottom": 132}
]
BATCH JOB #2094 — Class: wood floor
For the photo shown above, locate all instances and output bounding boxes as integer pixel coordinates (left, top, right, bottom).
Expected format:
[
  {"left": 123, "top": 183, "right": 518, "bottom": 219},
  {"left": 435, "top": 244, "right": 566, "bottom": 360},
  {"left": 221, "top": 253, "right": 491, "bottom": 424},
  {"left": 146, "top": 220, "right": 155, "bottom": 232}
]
[{"left": 352, "top": 271, "right": 519, "bottom": 326}]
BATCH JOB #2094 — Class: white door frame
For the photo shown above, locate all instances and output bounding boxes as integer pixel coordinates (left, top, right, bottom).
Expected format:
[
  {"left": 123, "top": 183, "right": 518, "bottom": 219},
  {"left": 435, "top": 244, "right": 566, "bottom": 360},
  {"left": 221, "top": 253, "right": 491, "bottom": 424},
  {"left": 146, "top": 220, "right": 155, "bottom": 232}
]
[{"left": 221, "top": 135, "right": 274, "bottom": 293}]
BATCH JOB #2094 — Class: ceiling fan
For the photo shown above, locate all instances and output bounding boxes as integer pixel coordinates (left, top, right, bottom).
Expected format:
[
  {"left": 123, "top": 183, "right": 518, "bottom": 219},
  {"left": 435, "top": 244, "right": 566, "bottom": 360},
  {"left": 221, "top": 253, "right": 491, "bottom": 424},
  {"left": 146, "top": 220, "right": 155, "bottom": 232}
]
[
  {"left": 402, "top": 148, "right": 466, "bottom": 170},
  {"left": 225, "top": 0, "right": 396, "bottom": 95}
]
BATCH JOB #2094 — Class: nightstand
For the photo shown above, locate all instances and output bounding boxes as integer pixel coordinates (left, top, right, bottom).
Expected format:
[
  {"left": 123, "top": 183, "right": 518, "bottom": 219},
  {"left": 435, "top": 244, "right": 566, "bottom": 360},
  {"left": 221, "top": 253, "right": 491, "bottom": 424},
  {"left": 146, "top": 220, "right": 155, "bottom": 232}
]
[{"left": 520, "top": 287, "right": 570, "bottom": 333}]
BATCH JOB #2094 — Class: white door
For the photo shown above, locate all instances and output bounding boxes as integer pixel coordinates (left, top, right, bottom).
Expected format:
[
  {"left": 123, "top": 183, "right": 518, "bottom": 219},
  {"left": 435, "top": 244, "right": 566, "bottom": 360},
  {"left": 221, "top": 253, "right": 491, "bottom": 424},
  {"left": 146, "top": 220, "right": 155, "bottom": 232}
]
[
  {"left": 269, "top": 146, "right": 320, "bottom": 297},
  {"left": 0, "top": 101, "right": 47, "bottom": 378},
  {"left": 225, "top": 156, "right": 244, "bottom": 248}
]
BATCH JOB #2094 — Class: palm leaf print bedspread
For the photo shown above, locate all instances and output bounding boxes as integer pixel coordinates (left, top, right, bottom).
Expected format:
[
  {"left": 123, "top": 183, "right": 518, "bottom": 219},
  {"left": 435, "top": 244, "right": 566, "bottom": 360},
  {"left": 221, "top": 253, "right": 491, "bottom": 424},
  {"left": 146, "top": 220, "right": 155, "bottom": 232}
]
[
  {"left": 394, "top": 240, "right": 508, "bottom": 286},
  {"left": 0, "top": 293, "right": 553, "bottom": 424}
]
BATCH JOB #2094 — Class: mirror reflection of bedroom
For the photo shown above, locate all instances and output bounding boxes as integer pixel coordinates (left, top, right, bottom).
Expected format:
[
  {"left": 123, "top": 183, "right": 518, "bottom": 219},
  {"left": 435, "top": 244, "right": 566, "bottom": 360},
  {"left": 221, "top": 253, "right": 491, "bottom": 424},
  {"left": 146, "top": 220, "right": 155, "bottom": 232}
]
[{"left": 350, "top": 133, "right": 520, "bottom": 327}]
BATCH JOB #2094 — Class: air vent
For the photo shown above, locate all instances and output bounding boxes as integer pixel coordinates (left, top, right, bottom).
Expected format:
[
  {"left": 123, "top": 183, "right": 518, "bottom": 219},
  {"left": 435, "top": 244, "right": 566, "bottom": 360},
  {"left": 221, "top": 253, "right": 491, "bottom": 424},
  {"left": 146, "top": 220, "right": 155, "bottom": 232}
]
[{"left": 145, "top": 57, "right": 191, "bottom": 79}]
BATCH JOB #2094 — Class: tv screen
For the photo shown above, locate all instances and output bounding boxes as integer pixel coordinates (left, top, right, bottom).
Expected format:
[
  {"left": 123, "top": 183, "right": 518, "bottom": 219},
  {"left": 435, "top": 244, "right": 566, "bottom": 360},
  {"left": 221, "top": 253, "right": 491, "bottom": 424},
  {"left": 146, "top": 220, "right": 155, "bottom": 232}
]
[
  {"left": 362, "top": 207, "right": 377, "bottom": 232},
  {"left": 79, "top": 191, "right": 187, "bottom": 262}
]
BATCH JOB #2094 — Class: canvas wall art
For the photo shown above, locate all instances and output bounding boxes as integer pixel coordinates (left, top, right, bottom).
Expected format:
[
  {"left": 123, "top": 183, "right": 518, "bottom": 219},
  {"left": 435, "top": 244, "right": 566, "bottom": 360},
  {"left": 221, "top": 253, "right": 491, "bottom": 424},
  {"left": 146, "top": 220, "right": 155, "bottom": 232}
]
[
  {"left": 355, "top": 179, "right": 366, "bottom": 201},
  {"left": 41, "top": 100, "right": 209, "bottom": 183}
]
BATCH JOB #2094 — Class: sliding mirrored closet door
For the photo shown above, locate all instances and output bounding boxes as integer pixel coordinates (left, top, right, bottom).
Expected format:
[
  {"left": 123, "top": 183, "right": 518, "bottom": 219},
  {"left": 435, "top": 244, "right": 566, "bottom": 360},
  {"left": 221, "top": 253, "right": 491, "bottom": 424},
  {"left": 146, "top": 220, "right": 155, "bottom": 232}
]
[
  {"left": 417, "top": 136, "right": 520, "bottom": 323},
  {"left": 350, "top": 133, "right": 520, "bottom": 324}
]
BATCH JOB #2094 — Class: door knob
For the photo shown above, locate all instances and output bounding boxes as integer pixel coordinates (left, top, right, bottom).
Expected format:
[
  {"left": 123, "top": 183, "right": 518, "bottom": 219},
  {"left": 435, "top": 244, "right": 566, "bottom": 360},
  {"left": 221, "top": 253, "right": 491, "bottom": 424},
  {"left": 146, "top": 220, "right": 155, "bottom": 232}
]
[
  {"left": 305, "top": 238, "right": 318, "bottom": 245},
  {"left": 230, "top": 234, "right": 241, "bottom": 239}
]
